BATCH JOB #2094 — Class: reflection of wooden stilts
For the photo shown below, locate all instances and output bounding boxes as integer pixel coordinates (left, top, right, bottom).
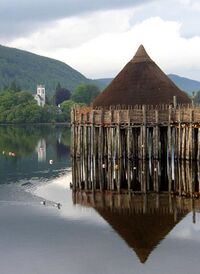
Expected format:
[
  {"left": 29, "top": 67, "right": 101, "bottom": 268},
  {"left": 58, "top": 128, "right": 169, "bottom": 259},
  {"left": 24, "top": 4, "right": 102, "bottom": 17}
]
[
  {"left": 141, "top": 161, "right": 147, "bottom": 193},
  {"left": 188, "top": 161, "right": 193, "bottom": 196},
  {"left": 178, "top": 162, "right": 182, "bottom": 196},
  {"left": 167, "top": 159, "right": 172, "bottom": 192},
  {"left": 192, "top": 199, "right": 196, "bottom": 224},
  {"left": 156, "top": 194, "right": 159, "bottom": 209},
  {"left": 127, "top": 160, "right": 131, "bottom": 192},
  {"left": 174, "top": 200, "right": 177, "bottom": 222},
  {"left": 143, "top": 194, "right": 147, "bottom": 213},
  {"left": 169, "top": 194, "right": 173, "bottom": 213},
  {"left": 153, "top": 161, "right": 159, "bottom": 192}
]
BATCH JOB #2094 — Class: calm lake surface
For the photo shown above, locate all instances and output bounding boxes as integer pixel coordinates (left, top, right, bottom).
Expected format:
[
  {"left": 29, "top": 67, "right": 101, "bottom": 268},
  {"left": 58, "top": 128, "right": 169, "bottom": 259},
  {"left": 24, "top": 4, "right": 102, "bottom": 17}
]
[{"left": 0, "top": 125, "right": 200, "bottom": 274}]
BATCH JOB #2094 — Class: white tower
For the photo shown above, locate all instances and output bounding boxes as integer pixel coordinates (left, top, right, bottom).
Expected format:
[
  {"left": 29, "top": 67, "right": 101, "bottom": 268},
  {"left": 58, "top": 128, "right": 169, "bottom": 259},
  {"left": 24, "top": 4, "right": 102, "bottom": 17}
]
[
  {"left": 37, "top": 84, "right": 45, "bottom": 107},
  {"left": 34, "top": 84, "right": 45, "bottom": 107}
]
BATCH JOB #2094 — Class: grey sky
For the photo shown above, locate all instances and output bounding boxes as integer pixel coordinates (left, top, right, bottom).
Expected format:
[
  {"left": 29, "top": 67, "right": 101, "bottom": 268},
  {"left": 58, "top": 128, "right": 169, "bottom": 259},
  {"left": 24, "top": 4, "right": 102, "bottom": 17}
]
[
  {"left": 1, "top": 0, "right": 200, "bottom": 80},
  {"left": 0, "top": 0, "right": 152, "bottom": 39}
]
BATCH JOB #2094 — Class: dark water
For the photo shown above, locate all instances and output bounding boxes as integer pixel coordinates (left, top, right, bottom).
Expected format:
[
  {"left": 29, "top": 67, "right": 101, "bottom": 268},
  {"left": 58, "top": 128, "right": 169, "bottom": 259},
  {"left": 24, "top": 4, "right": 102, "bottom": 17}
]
[{"left": 0, "top": 125, "right": 200, "bottom": 274}]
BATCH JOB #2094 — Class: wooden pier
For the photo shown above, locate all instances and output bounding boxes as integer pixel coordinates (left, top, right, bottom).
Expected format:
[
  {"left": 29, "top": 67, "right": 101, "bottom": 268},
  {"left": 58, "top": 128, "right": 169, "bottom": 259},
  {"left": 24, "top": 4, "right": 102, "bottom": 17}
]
[{"left": 71, "top": 104, "right": 200, "bottom": 193}]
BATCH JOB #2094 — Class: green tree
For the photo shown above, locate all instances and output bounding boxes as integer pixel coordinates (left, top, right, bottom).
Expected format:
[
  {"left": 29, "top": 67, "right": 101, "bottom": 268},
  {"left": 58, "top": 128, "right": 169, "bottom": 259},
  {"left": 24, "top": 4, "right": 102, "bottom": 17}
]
[
  {"left": 54, "top": 83, "right": 71, "bottom": 106},
  {"left": 60, "top": 100, "right": 85, "bottom": 122},
  {"left": 0, "top": 88, "right": 70, "bottom": 124},
  {"left": 71, "top": 84, "right": 100, "bottom": 105},
  {"left": 9, "top": 80, "right": 21, "bottom": 92},
  {"left": 0, "top": 90, "right": 44, "bottom": 123}
]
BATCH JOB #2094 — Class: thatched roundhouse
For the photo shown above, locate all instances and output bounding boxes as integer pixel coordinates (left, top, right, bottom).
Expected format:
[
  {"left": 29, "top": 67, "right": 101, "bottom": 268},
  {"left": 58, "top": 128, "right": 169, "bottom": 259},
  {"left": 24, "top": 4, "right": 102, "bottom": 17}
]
[{"left": 93, "top": 45, "right": 190, "bottom": 107}]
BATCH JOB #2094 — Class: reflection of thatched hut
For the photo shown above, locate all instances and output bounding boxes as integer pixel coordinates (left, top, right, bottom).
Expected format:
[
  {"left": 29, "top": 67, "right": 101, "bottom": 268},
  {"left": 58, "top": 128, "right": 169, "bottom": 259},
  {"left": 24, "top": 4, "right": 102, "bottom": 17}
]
[
  {"left": 93, "top": 45, "right": 190, "bottom": 107},
  {"left": 97, "top": 209, "right": 184, "bottom": 263},
  {"left": 73, "top": 192, "right": 191, "bottom": 263}
]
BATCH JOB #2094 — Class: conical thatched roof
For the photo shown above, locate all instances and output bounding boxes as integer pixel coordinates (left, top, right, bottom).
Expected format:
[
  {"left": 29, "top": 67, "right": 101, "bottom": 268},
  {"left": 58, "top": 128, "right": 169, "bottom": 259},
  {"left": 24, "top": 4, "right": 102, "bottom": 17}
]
[{"left": 93, "top": 45, "right": 190, "bottom": 107}]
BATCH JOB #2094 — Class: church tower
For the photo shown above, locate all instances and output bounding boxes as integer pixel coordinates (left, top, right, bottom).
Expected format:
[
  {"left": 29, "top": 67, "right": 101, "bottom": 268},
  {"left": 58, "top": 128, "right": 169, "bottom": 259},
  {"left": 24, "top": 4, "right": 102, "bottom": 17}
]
[{"left": 35, "top": 84, "right": 45, "bottom": 107}]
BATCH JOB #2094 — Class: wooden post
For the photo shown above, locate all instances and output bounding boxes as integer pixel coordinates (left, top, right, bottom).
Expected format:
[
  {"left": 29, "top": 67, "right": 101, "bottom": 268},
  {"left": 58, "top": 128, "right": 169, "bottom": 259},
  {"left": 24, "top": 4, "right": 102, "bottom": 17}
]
[
  {"left": 116, "top": 110, "right": 121, "bottom": 192},
  {"left": 197, "top": 128, "right": 200, "bottom": 161},
  {"left": 178, "top": 107, "right": 181, "bottom": 160},
  {"left": 98, "top": 109, "right": 104, "bottom": 191},
  {"left": 168, "top": 105, "right": 172, "bottom": 159},
  {"left": 185, "top": 126, "right": 190, "bottom": 160},
  {"left": 142, "top": 105, "right": 147, "bottom": 159},
  {"left": 91, "top": 110, "right": 95, "bottom": 190},
  {"left": 127, "top": 109, "right": 132, "bottom": 159},
  {"left": 181, "top": 125, "right": 186, "bottom": 159},
  {"left": 153, "top": 109, "right": 159, "bottom": 159},
  {"left": 190, "top": 109, "right": 194, "bottom": 160}
]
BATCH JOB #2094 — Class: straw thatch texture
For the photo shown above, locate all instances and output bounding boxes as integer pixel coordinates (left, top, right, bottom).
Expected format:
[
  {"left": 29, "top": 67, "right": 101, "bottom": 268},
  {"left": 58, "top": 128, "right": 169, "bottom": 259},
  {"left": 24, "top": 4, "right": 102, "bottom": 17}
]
[{"left": 93, "top": 45, "right": 190, "bottom": 107}]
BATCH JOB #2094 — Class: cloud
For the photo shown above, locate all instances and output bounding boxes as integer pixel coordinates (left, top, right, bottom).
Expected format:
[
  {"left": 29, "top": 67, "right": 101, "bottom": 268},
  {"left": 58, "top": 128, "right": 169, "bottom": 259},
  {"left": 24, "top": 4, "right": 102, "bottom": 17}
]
[
  {"left": 0, "top": 0, "right": 151, "bottom": 40},
  {"left": 8, "top": 9, "right": 132, "bottom": 50},
  {"left": 3, "top": 0, "right": 200, "bottom": 81},
  {"left": 8, "top": 12, "right": 200, "bottom": 81},
  {"left": 130, "top": 0, "right": 200, "bottom": 38}
]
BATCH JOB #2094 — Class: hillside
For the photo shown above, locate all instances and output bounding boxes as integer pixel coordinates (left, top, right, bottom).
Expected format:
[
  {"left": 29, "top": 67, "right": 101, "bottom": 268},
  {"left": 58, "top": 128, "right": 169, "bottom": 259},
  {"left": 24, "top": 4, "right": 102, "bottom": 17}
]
[
  {"left": 168, "top": 74, "right": 200, "bottom": 95},
  {"left": 93, "top": 78, "right": 113, "bottom": 90},
  {"left": 0, "top": 45, "right": 91, "bottom": 94}
]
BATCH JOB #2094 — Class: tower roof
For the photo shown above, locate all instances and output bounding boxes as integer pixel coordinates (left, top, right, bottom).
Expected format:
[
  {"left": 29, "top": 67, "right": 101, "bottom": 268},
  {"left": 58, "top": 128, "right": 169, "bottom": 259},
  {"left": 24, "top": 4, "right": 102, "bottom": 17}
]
[{"left": 93, "top": 45, "right": 190, "bottom": 107}]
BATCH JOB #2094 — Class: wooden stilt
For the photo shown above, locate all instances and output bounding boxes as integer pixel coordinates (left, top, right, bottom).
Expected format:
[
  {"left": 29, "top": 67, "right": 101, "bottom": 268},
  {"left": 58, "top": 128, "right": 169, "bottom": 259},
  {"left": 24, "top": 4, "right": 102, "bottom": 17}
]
[{"left": 71, "top": 105, "right": 200, "bottom": 196}]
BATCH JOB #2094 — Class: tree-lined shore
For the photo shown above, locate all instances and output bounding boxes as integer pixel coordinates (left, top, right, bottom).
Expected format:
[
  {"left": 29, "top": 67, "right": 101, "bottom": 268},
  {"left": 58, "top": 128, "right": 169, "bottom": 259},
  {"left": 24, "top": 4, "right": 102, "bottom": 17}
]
[{"left": 0, "top": 83, "right": 100, "bottom": 124}]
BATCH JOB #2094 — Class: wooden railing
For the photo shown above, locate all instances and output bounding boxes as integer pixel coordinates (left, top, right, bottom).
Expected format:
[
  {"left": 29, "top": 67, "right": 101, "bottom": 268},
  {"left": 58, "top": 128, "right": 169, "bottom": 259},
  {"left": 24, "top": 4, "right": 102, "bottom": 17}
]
[{"left": 72, "top": 105, "right": 200, "bottom": 126}]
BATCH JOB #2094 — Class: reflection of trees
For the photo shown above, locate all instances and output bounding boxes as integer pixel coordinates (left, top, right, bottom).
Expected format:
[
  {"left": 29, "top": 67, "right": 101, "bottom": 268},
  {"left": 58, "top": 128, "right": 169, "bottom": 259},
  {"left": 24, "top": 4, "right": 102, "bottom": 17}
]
[
  {"left": 57, "top": 127, "right": 70, "bottom": 147},
  {"left": 0, "top": 126, "right": 41, "bottom": 156},
  {"left": 56, "top": 141, "right": 70, "bottom": 159},
  {"left": 0, "top": 125, "right": 70, "bottom": 157},
  {"left": 51, "top": 126, "right": 70, "bottom": 159}
]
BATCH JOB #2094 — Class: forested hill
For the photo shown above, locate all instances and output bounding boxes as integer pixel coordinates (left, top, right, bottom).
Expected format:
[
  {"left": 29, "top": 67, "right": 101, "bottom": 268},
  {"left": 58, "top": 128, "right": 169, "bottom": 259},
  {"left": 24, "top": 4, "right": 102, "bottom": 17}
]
[{"left": 0, "top": 45, "right": 91, "bottom": 94}]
